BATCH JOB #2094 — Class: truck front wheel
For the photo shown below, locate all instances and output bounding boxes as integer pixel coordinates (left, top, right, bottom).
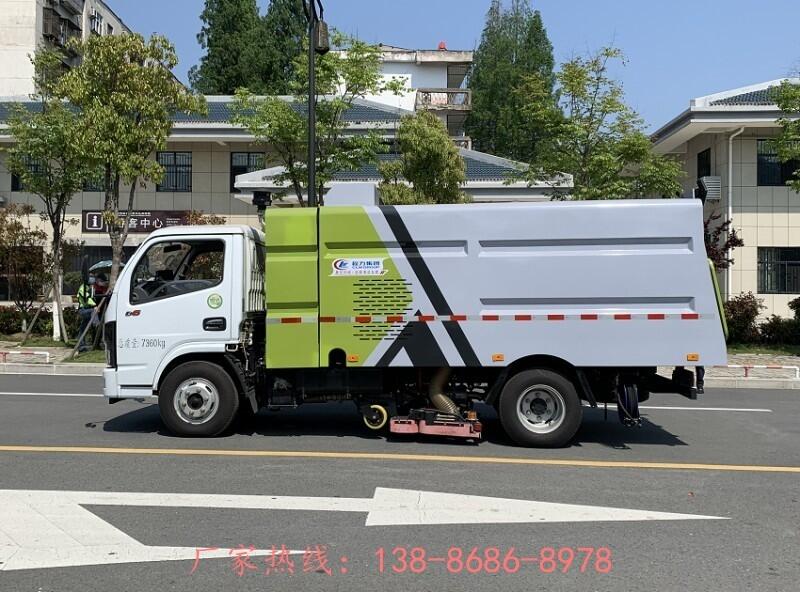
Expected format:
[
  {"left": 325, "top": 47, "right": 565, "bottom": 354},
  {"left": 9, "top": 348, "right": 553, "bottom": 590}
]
[
  {"left": 159, "top": 361, "right": 239, "bottom": 437},
  {"left": 498, "top": 368, "right": 582, "bottom": 448}
]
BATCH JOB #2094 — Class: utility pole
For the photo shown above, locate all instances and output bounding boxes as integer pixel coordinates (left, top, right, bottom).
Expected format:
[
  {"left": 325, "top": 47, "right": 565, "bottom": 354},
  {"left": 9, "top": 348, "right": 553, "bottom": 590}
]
[{"left": 301, "top": 0, "right": 329, "bottom": 208}]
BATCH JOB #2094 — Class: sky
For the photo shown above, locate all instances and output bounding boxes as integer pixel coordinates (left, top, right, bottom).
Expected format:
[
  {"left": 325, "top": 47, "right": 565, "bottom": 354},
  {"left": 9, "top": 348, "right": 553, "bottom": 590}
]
[{"left": 109, "top": 0, "right": 800, "bottom": 131}]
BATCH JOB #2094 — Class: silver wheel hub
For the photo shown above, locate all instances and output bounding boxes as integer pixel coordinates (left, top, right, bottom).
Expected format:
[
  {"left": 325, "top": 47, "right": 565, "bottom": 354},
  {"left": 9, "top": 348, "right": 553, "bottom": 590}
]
[
  {"left": 174, "top": 378, "right": 219, "bottom": 425},
  {"left": 516, "top": 384, "right": 566, "bottom": 434}
]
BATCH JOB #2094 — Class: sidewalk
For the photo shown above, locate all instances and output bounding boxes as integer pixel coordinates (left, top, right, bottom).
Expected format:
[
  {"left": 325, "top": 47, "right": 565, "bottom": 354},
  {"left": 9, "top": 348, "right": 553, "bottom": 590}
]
[{"left": 1, "top": 344, "right": 799, "bottom": 388}]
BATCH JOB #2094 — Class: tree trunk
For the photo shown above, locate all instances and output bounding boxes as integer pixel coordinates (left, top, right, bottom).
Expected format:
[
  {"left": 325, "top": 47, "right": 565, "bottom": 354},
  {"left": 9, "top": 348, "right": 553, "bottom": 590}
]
[
  {"left": 50, "top": 265, "right": 62, "bottom": 342},
  {"left": 107, "top": 172, "right": 122, "bottom": 290}
]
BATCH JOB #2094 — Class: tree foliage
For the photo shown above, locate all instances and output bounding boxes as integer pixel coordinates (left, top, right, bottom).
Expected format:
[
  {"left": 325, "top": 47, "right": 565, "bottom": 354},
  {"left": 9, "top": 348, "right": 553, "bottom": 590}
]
[
  {"left": 56, "top": 33, "right": 206, "bottom": 287},
  {"left": 522, "top": 47, "right": 683, "bottom": 199},
  {"left": 189, "top": 0, "right": 306, "bottom": 95},
  {"left": 4, "top": 50, "right": 92, "bottom": 339},
  {"left": 0, "top": 205, "right": 48, "bottom": 319},
  {"left": 232, "top": 31, "right": 402, "bottom": 205},
  {"left": 466, "top": 0, "right": 557, "bottom": 161},
  {"left": 773, "top": 79, "right": 800, "bottom": 192},
  {"left": 258, "top": 0, "right": 307, "bottom": 94},
  {"left": 704, "top": 210, "right": 744, "bottom": 270},
  {"left": 189, "top": 0, "right": 264, "bottom": 94},
  {"left": 379, "top": 112, "right": 467, "bottom": 205}
]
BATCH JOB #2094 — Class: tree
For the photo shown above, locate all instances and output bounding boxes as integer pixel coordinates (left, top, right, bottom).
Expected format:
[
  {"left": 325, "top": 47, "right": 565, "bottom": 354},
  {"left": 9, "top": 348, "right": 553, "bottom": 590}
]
[
  {"left": 773, "top": 79, "right": 800, "bottom": 191},
  {"left": 184, "top": 210, "right": 228, "bottom": 225},
  {"left": 704, "top": 211, "right": 744, "bottom": 270},
  {"left": 4, "top": 50, "right": 93, "bottom": 341},
  {"left": 466, "top": 0, "right": 557, "bottom": 161},
  {"left": 258, "top": 0, "right": 307, "bottom": 94},
  {"left": 189, "top": 0, "right": 264, "bottom": 94},
  {"left": 522, "top": 47, "right": 683, "bottom": 199},
  {"left": 232, "top": 31, "right": 402, "bottom": 205},
  {"left": 379, "top": 112, "right": 467, "bottom": 205},
  {"left": 0, "top": 205, "right": 48, "bottom": 324},
  {"left": 57, "top": 34, "right": 206, "bottom": 289}
]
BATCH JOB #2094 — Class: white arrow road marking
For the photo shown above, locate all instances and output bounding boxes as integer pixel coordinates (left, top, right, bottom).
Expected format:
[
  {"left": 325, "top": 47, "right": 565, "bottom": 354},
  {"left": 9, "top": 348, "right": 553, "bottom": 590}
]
[{"left": 0, "top": 488, "right": 726, "bottom": 571}]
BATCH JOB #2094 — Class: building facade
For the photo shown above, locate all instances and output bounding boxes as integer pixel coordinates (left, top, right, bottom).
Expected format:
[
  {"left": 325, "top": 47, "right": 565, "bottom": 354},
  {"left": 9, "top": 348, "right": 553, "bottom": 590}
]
[
  {"left": 368, "top": 44, "right": 473, "bottom": 148},
  {"left": 653, "top": 80, "right": 800, "bottom": 317},
  {"left": 0, "top": 0, "right": 130, "bottom": 97}
]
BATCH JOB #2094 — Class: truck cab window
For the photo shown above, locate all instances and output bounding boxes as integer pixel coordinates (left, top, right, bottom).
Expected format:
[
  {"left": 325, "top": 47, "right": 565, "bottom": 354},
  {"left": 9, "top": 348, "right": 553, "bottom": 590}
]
[{"left": 130, "top": 240, "right": 224, "bottom": 304}]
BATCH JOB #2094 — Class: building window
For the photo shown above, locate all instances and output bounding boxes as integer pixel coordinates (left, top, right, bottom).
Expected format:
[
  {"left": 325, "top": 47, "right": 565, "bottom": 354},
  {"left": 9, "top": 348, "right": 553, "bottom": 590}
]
[
  {"left": 90, "top": 10, "right": 104, "bottom": 35},
  {"left": 697, "top": 148, "right": 711, "bottom": 179},
  {"left": 156, "top": 152, "right": 192, "bottom": 192},
  {"left": 10, "top": 158, "right": 43, "bottom": 192},
  {"left": 230, "top": 152, "right": 265, "bottom": 193},
  {"left": 106, "top": 23, "right": 114, "bottom": 35},
  {"left": 83, "top": 173, "right": 106, "bottom": 193},
  {"left": 758, "top": 247, "right": 800, "bottom": 294},
  {"left": 757, "top": 140, "right": 800, "bottom": 186}
]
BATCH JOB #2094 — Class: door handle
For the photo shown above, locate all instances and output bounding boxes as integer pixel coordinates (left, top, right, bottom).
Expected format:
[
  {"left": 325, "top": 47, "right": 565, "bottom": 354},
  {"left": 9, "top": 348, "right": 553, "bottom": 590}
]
[{"left": 203, "top": 317, "right": 227, "bottom": 332}]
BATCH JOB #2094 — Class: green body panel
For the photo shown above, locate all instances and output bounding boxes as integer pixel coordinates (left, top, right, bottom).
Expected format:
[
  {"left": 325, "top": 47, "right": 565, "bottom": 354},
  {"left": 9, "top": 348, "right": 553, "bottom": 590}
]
[
  {"left": 709, "top": 259, "right": 729, "bottom": 341},
  {"left": 318, "top": 207, "right": 412, "bottom": 367},
  {"left": 264, "top": 208, "right": 319, "bottom": 368}
]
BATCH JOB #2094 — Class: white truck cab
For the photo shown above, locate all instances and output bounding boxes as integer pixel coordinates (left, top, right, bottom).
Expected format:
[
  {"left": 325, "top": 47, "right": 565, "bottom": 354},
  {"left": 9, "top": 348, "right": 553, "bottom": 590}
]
[{"left": 103, "top": 225, "right": 264, "bottom": 405}]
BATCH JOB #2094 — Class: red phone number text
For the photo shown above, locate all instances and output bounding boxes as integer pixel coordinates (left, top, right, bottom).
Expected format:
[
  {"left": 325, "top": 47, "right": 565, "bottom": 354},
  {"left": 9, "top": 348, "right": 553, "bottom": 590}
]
[{"left": 376, "top": 546, "right": 613, "bottom": 575}]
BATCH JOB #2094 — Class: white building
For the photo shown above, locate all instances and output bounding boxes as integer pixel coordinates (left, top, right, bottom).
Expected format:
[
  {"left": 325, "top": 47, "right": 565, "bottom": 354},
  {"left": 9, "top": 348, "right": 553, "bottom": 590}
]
[
  {"left": 370, "top": 43, "right": 473, "bottom": 147},
  {"left": 0, "top": 0, "right": 130, "bottom": 97},
  {"left": 653, "top": 80, "right": 800, "bottom": 317}
]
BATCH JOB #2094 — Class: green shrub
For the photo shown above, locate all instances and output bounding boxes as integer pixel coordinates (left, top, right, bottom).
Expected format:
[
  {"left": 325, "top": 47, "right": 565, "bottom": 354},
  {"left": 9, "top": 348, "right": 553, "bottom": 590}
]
[
  {"left": 0, "top": 306, "right": 22, "bottom": 334},
  {"left": 789, "top": 297, "right": 800, "bottom": 321},
  {"left": 724, "top": 292, "right": 764, "bottom": 343},
  {"left": 760, "top": 315, "right": 800, "bottom": 345},
  {"left": 33, "top": 306, "right": 81, "bottom": 338}
]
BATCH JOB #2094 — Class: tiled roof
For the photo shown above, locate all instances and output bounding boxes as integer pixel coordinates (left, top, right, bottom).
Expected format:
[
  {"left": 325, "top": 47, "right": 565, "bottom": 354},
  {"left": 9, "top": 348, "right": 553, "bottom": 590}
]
[
  {"left": 709, "top": 87, "right": 779, "bottom": 106},
  {"left": 334, "top": 152, "right": 522, "bottom": 183},
  {"left": 0, "top": 98, "right": 405, "bottom": 125}
]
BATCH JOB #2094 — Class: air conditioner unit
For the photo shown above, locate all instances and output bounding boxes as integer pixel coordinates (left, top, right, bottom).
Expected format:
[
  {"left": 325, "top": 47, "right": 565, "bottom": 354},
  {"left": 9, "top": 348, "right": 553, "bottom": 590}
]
[{"left": 698, "top": 176, "right": 722, "bottom": 201}]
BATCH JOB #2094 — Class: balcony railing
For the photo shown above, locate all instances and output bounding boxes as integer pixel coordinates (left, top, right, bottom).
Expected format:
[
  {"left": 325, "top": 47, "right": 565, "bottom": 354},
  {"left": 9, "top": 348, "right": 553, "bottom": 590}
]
[{"left": 415, "top": 88, "right": 472, "bottom": 111}]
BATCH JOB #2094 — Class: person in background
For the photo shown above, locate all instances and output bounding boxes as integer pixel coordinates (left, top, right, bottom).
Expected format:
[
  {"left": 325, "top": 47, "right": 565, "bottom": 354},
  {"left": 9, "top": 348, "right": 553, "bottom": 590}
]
[{"left": 76, "top": 275, "right": 97, "bottom": 353}]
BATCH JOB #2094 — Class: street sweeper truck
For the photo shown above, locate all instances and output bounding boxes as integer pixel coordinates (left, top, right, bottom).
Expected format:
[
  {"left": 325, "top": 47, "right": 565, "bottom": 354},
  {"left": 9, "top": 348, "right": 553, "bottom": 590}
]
[{"left": 102, "top": 198, "right": 727, "bottom": 447}]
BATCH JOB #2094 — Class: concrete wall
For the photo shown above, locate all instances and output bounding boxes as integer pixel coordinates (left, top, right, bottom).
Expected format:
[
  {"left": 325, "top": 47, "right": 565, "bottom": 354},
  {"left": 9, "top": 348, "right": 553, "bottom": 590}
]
[
  {"left": 679, "top": 128, "right": 800, "bottom": 317},
  {"left": 0, "top": 0, "right": 39, "bottom": 97}
]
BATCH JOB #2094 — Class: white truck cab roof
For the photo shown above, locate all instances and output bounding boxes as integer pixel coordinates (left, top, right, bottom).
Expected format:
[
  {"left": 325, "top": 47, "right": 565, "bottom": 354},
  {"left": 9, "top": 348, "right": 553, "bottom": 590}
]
[{"left": 146, "top": 225, "right": 264, "bottom": 241}]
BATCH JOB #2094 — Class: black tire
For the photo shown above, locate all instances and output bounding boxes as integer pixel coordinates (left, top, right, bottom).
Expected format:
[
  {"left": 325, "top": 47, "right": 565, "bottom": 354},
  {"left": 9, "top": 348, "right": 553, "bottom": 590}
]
[
  {"left": 158, "top": 361, "right": 239, "bottom": 437},
  {"left": 498, "top": 368, "right": 582, "bottom": 448}
]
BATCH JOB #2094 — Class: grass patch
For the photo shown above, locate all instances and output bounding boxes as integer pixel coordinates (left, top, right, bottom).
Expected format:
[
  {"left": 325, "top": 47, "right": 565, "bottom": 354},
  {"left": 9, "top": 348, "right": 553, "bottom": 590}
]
[
  {"left": 728, "top": 343, "right": 800, "bottom": 356},
  {"left": 0, "top": 334, "right": 75, "bottom": 348},
  {"left": 70, "top": 349, "right": 106, "bottom": 364}
]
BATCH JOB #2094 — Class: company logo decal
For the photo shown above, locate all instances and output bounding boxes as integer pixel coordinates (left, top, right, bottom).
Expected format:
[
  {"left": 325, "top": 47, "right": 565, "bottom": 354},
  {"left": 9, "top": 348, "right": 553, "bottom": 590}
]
[
  {"left": 207, "top": 294, "right": 224, "bottom": 309},
  {"left": 331, "top": 258, "right": 387, "bottom": 277}
]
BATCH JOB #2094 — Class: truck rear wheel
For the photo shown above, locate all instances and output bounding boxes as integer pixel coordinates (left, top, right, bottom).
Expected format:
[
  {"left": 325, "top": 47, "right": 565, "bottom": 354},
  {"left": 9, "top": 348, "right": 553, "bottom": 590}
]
[
  {"left": 159, "top": 361, "right": 239, "bottom": 437},
  {"left": 498, "top": 368, "right": 582, "bottom": 448}
]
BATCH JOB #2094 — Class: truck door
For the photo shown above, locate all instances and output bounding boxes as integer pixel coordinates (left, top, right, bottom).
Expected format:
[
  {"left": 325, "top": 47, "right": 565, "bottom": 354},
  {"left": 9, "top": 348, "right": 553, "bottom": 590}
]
[{"left": 115, "top": 235, "right": 233, "bottom": 388}]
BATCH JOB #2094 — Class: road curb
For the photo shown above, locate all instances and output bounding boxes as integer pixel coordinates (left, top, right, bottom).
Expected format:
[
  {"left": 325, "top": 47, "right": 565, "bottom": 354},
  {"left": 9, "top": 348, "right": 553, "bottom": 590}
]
[
  {"left": 704, "top": 377, "right": 800, "bottom": 390},
  {"left": 0, "top": 363, "right": 105, "bottom": 376}
]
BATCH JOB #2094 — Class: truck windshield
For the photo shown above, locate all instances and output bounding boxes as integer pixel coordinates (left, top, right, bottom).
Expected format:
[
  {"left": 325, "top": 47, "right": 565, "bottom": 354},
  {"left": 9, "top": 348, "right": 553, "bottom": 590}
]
[{"left": 130, "top": 240, "right": 224, "bottom": 304}]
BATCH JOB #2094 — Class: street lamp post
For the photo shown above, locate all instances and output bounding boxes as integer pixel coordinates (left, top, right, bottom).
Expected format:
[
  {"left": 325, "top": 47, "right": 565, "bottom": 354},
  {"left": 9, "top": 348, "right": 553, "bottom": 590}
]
[{"left": 301, "top": 0, "right": 329, "bottom": 208}]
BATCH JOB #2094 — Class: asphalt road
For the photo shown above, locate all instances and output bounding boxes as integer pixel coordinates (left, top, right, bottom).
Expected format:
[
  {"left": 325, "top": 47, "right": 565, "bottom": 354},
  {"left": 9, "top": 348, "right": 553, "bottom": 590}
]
[{"left": 0, "top": 374, "right": 798, "bottom": 592}]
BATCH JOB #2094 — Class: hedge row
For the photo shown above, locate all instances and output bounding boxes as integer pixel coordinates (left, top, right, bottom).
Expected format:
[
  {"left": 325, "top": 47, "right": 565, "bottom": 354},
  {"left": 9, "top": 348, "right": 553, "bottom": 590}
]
[
  {"left": 724, "top": 293, "right": 800, "bottom": 345},
  {"left": 0, "top": 305, "right": 81, "bottom": 338}
]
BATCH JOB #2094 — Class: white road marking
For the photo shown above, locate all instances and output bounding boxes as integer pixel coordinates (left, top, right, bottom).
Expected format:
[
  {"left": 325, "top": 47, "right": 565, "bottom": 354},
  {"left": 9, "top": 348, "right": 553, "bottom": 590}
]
[
  {"left": 639, "top": 406, "right": 772, "bottom": 413},
  {"left": 0, "top": 488, "right": 725, "bottom": 571},
  {"left": 0, "top": 392, "right": 103, "bottom": 398}
]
